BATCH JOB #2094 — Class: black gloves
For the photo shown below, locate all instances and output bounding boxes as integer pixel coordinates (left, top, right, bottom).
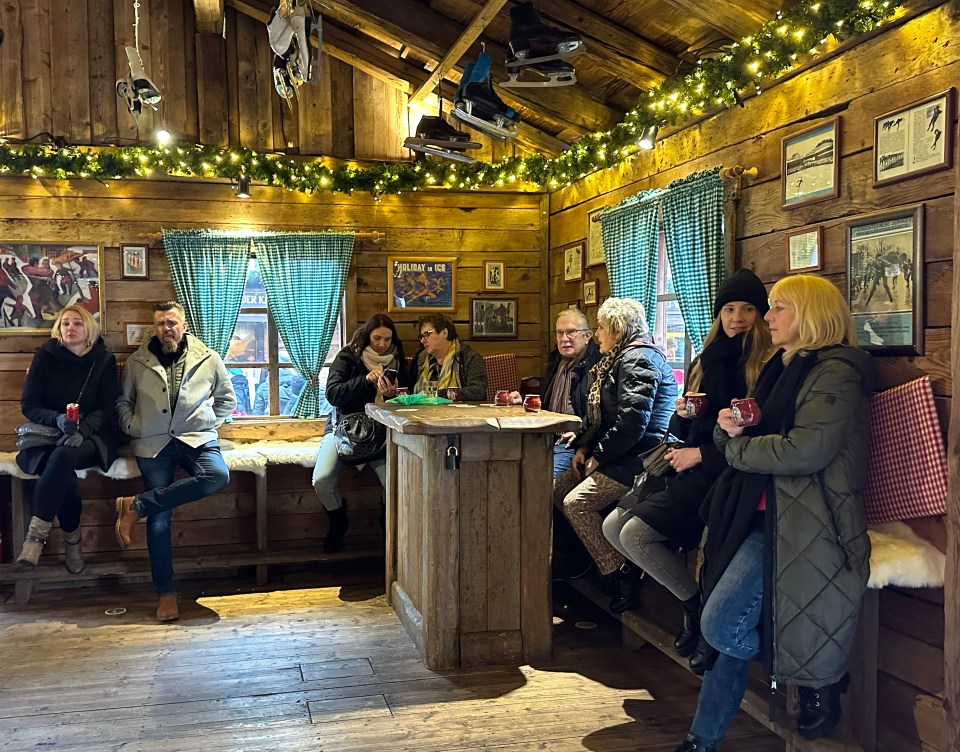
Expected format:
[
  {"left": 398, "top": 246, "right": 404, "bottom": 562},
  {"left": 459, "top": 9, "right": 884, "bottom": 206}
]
[
  {"left": 57, "top": 433, "right": 84, "bottom": 448},
  {"left": 56, "top": 414, "right": 79, "bottom": 435}
]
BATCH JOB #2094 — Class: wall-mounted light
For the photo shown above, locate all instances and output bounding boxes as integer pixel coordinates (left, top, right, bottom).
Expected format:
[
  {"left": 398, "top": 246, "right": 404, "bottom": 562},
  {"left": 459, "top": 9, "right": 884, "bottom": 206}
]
[
  {"left": 235, "top": 174, "right": 251, "bottom": 199},
  {"left": 637, "top": 125, "right": 658, "bottom": 150},
  {"left": 155, "top": 128, "right": 172, "bottom": 145}
]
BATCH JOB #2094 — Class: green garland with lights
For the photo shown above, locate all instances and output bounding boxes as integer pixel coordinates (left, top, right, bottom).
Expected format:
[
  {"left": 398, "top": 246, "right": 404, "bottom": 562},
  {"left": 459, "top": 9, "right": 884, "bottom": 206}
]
[{"left": 0, "top": 0, "right": 907, "bottom": 195}]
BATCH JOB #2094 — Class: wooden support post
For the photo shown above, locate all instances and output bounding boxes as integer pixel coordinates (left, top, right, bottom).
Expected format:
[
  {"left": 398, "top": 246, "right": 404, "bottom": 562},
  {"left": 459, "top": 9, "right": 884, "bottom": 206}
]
[
  {"left": 255, "top": 471, "right": 268, "bottom": 585},
  {"left": 11, "top": 478, "right": 34, "bottom": 604}
]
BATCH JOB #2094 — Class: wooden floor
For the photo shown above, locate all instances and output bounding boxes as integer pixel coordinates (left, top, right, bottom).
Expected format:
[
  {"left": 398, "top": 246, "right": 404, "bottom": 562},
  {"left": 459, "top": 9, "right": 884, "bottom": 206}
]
[{"left": 0, "top": 573, "right": 784, "bottom": 752}]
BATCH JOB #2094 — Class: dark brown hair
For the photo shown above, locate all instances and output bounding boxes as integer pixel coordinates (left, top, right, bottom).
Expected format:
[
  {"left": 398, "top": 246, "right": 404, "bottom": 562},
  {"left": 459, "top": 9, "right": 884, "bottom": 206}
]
[
  {"left": 346, "top": 313, "right": 406, "bottom": 362},
  {"left": 416, "top": 313, "right": 458, "bottom": 342}
]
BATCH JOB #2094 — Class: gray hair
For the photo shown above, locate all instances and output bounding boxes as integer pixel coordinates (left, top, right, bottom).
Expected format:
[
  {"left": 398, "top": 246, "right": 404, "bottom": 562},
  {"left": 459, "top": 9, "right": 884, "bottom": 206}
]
[
  {"left": 555, "top": 308, "right": 588, "bottom": 330},
  {"left": 597, "top": 297, "right": 648, "bottom": 341}
]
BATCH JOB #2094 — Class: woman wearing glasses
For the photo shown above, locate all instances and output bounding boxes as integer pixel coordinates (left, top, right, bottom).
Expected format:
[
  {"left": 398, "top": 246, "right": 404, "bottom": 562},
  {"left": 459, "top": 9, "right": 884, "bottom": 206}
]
[
  {"left": 411, "top": 314, "right": 486, "bottom": 401},
  {"left": 312, "top": 313, "right": 409, "bottom": 553},
  {"left": 553, "top": 297, "right": 677, "bottom": 609}
]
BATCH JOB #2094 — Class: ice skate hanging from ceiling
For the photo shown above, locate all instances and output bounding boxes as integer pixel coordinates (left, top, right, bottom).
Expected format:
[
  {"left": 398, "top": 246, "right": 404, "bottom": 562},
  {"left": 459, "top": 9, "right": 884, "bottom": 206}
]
[
  {"left": 500, "top": 1, "right": 585, "bottom": 89},
  {"left": 453, "top": 50, "right": 520, "bottom": 141},
  {"left": 404, "top": 86, "right": 482, "bottom": 163},
  {"left": 267, "top": 0, "right": 321, "bottom": 107},
  {"left": 116, "top": 0, "right": 163, "bottom": 118}
]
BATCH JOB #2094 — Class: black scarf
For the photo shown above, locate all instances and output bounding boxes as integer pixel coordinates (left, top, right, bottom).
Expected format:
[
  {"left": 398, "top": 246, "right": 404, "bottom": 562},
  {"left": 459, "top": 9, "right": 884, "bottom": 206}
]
[{"left": 698, "top": 348, "right": 821, "bottom": 600}]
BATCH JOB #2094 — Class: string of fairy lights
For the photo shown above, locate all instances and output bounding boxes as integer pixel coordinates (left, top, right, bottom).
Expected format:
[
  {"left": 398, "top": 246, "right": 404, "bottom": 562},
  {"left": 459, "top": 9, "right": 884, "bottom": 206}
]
[{"left": 0, "top": 0, "right": 905, "bottom": 196}]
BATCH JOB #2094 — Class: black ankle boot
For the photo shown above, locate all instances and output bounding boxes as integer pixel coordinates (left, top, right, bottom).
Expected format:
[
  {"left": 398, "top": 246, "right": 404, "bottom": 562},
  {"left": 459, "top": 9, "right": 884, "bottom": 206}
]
[
  {"left": 673, "top": 739, "right": 716, "bottom": 752},
  {"left": 796, "top": 674, "right": 849, "bottom": 740},
  {"left": 609, "top": 563, "right": 643, "bottom": 613},
  {"left": 688, "top": 635, "right": 709, "bottom": 676},
  {"left": 674, "top": 594, "right": 701, "bottom": 657},
  {"left": 323, "top": 502, "right": 349, "bottom": 553}
]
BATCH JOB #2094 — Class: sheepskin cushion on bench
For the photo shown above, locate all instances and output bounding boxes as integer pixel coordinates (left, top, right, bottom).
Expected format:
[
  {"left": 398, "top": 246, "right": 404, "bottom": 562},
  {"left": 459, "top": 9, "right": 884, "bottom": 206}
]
[{"left": 867, "top": 521, "right": 945, "bottom": 589}]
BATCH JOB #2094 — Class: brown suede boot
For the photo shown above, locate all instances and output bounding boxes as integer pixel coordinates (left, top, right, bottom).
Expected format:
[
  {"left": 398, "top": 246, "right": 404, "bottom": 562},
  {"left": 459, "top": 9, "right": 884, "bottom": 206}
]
[
  {"left": 156, "top": 594, "right": 179, "bottom": 622},
  {"left": 115, "top": 496, "right": 141, "bottom": 548},
  {"left": 63, "top": 526, "right": 85, "bottom": 574},
  {"left": 16, "top": 517, "right": 52, "bottom": 567}
]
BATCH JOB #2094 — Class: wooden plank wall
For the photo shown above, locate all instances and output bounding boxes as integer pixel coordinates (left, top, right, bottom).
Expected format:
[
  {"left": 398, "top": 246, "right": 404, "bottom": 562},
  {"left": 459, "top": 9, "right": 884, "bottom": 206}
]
[
  {"left": 0, "top": 177, "right": 546, "bottom": 565},
  {"left": 548, "top": 6, "right": 956, "bottom": 752},
  {"left": 0, "top": 0, "right": 527, "bottom": 163}
]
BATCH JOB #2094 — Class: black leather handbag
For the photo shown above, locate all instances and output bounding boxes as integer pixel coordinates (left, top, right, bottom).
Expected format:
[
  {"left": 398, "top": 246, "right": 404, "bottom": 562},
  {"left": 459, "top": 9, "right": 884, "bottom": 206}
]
[
  {"left": 641, "top": 437, "right": 684, "bottom": 478},
  {"left": 333, "top": 413, "right": 386, "bottom": 466},
  {"left": 15, "top": 422, "right": 62, "bottom": 451}
]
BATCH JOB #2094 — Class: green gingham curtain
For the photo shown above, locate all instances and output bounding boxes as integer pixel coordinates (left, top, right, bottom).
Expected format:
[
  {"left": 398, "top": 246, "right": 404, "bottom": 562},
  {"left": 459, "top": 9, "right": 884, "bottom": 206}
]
[
  {"left": 161, "top": 230, "right": 250, "bottom": 357},
  {"left": 660, "top": 168, "right": 726, "bottom": 351},
  {"left": 598, "top": 190, "right": 662, "bottom": 328},
  {"left": 252, "top": 232, "right": 355, "bottom": 418}
]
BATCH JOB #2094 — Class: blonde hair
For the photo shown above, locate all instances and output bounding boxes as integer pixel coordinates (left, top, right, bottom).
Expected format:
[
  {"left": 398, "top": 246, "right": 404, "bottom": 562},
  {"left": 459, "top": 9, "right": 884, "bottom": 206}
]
[
  {"left": 687, "top": 310, "right": 773, "bottom": 395},
  {"left": 768, "top": 274, "right": 856, "bottom": 355},
  {"left": 597, "top": 297, "right": 648, "bottom": 341},
  {"left": 52, "top": 305, "right": 101, "bottom": 351}
]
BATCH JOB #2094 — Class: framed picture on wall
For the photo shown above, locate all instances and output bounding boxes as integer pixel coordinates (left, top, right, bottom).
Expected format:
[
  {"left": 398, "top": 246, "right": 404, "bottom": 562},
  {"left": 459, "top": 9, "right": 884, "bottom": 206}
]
[
  {"left": 586, "top": 209, "right": 606, "bottom": 266},
  {"left": 120, "top": 243, "right": 149, "bottom": 279},
  {"left": 782, "top": 118, "right": 839, "bottom": 209},
  {"left": 583, "top": 280, "right": 598, "bottom": 306},
  {"left": 874, "top": 89, "right": 955, "bottom": 187},
  {"left": 482, "top": 260, "right": 505, "bottom": 291},
  {"left": 470, "top": 297, "right": 518, "bottom": 339},
  {"left": 563, "top": 243, "right": 583, "bottom": 282},
  {"left": 846, "top": 203, "right": 924, "bottom": 355},
  {"left": 123, "top": 321, "right": 154, "bottom": 348},
  {"left": 0, "top": 241, "right": 102, "bottom": 334},
  {"left": 387, "top": 256, "right": 456, "bottom": 312},
  {"left": 784, "top": 226, "right": 823, "bottom": 274}
]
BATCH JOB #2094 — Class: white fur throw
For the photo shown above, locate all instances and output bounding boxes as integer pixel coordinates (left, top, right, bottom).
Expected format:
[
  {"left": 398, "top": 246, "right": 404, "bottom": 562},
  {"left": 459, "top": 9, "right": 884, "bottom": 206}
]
[{"left": 867, "top": 521, "right": 945, "bottom": 589}]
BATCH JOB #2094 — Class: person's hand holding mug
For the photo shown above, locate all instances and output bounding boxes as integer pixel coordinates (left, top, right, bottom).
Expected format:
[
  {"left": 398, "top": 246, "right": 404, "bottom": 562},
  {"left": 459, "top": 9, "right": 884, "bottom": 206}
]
[
  {"left": 717, "top": 407, "right": 745, "bottom": 438},
  {"left": 674, "top": 395, "right": 691, "bottom": 419}
]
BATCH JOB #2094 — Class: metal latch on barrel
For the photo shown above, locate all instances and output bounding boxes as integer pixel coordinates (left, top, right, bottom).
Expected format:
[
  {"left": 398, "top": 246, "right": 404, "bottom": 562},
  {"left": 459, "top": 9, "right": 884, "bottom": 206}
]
[{"left": 445, "top": 435, "right": 460, "bottom": 469}]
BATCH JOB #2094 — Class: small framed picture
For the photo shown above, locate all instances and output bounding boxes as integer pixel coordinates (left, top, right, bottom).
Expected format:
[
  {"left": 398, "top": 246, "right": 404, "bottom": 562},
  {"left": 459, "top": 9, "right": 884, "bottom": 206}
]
[
  {"left": 846, "top": 203, "right": 924, "bottom": 355},
  {"left": 123, "top": 321, "right": 154, "bottom": 348},
  {"left": 470, "top": 297, "right": 518, "bottom": 339},
  {"left": 563, "top": 243, "right": 583, "bottom": 282},
  {"left": 782, "top": 118, "right": 839, "bottom": 209},
  {"left": 583, "top": 280, "right": 598, "bottom": 306},
  {"left": 120, "top": 244, "right": 149, "bottom": 279},
  {"left": 482, "top": 260, "right": 505, "bottom": 291},
  {"left": 586, "top": 209, "right": 606, "bottom": 266},
  {"left": 784, "top": 226, "right": 823, "bottom": 274},
  {"left": 874, "top": 89, "right": 955, "bottom": 187}
]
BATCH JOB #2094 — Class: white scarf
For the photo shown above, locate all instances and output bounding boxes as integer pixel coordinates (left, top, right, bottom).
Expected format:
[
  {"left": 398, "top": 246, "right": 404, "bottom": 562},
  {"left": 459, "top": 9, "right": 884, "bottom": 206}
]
[{"left": 361, "top": 346, "right": 398, "bottom": 404}]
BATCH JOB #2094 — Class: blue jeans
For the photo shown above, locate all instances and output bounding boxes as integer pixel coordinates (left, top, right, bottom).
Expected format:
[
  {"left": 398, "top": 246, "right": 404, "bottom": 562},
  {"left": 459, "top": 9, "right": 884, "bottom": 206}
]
[
  {"left": 553, "top": 442, "right": 576, "bottom": 479},
  {"left": 134, "top": 440, "right": 230, "bottom": 596},
  {"left": 689, "top": 529, "right": 764, "bottom": 747},
  {"left": 312, "top": 432, "right": 387, "bottom": 511}
]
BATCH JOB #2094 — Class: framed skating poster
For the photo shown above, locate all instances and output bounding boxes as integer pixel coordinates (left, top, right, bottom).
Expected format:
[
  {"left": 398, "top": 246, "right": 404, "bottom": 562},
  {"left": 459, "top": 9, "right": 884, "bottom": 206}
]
[
  {"left": 483, "top": 260, "right": 505, "bottom": 291},
  {"left": 0, "top": 242, "right": 102, "bottom": 334},
  {"left": 563, "top": 243, "right": 583, "bottom": 282},
  {"left": 388, "top": 256, "right": 456, "bottom": 312},
  {"left": 470, "top": 297, "right": 518, "bottom": 339},
  {"left": 586, "top": 209, "right": 606, "bottom": 266},
  {"left": 782, "top": 118, "right": 839, "bottom": 209},
  {"left": 874, "top": 89, "right": 954, "bottom": 187},
  {"left": 846, "top": 204, "right": 924, "bottom": 355}
]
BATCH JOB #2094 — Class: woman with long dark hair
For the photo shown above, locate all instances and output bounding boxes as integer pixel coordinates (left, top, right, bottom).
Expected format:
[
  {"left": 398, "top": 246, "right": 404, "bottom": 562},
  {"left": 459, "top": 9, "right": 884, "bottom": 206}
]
[
  {"left": 602, "top": 270, "right": 772, "bottom": 658},
  {"left": 312, "top": 313, "right": 408, "bottom": 552},
  {"left": 673, "top": 274, "right": 874, "bottom": 751}
]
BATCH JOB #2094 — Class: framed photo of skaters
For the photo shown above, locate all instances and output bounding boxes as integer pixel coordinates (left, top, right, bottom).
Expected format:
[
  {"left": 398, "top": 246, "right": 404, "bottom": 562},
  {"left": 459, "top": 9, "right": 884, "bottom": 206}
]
[
  {"left": 784, "top": 226, "right": 823, "bottom": 274},
  {"left": 586, "top": 209, "right": 606, "bottom": 266},
  {"left": 0, "top": 241, "right": 102, "bottom": 334},
  {"left": 388, "top": 256, "right": 456, "bottom": 312},
  {"left": 123, "top": 321, "right": 154, "bottom": 348},
  {"left": 482, "top": 260, "right": 506, "bottom": 291},
  {"left": 874, "top": 89, "right": 955, "bottom": 187},
  {"left": 120, "top": 243, "right": 149, "bottom": 280},
  {"left": 846, "top": 204, "right": 924, "bottom": 355},
  {"left": 583, "top": 280, "right": 598, "bottom": 306},
  {"left": 470, "top": 297, "right": 518, "bottom": 339},
  {"left": 563, "top": 243, "right": 583, "bottom": 283},
  {"left": 781, "top": 118, "right": 839, "bottom": 209}
]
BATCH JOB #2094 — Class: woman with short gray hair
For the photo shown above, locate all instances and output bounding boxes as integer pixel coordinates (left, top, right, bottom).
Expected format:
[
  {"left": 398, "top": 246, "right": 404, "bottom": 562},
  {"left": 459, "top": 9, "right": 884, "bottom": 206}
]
[{"left": 553, "top": 297, "right": 677, "bottom": 611}]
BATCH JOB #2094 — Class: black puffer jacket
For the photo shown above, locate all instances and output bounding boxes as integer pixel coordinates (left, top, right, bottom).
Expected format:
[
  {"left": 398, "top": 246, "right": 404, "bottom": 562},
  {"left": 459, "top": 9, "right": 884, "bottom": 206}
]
[
  {"left": 18, "top": 337, "right": 119, "bottom": 475},
  {"left": 325, "top": 347, "right": 408, "bottom": 425},
  {"left": 410, "top": 342, "right": 487, "bottom": 402},
  {"left": 575, "top": 342, "right": 677, "bottom": 486},
  {"left": 541, "top": 339, "right": 601, "bottom": 417}
]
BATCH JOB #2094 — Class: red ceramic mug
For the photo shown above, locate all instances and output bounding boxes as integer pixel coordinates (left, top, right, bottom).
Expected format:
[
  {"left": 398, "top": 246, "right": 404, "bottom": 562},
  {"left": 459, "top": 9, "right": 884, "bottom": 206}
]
[
  {"left": 684, "top": 393, "right": 709, "bottom": 418},
  {"left": 66, "top": 402, "right": 80, "bottom": 421},
  {"left": 730, "top": 397, "right": 762, "bottom": 427},
  {"left": 495, "top": 390, "right": 511, "bottom": 406},
  {"left": 443, "top": 387, "right": 461, "bottom": 402},
  {"left": 523, "top": 395, "right": 542, "bottom": 413},
  {"left": 396, "top": 387, "right": 410, "bottom": 396}
]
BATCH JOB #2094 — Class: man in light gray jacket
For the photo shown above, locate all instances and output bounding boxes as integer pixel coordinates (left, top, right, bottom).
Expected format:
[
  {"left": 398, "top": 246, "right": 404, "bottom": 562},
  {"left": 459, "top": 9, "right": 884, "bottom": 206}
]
[{"left": 115, "top": 301, "right": 236, "bottom": 621}]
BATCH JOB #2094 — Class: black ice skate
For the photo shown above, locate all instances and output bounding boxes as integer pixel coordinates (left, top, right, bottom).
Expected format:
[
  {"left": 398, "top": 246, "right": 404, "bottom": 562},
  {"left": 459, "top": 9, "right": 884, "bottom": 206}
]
[
  {"left": 404, "top": 114, "right": 481, "bottom": 163},
  {"left": 507, "top": 1, "right": 585, "bottom": 70},
  {"left": 453, "top": 52, "right": 520, "bottom": 141},
  {"left": 502, "top": 58, "right": 576, "bottom": 88}
]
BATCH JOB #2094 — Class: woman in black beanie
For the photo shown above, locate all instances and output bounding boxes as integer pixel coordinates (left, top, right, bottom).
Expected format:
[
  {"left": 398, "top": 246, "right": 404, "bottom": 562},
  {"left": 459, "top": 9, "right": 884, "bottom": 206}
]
[{"left": 602, "top": 269, "right": 772, "bottom": 666}]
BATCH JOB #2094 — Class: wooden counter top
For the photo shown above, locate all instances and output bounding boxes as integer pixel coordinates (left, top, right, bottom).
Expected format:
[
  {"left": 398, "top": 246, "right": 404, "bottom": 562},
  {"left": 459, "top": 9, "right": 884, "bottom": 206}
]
[{"left": 366, "top": 402, "right": 580, "bottom": 435}]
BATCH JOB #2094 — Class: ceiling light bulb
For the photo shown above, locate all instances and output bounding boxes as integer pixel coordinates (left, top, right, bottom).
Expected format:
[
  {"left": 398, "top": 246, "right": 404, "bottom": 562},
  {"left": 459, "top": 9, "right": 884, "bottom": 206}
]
[{"left": 155, "top": 129, "right": 171, "bottom": 145}]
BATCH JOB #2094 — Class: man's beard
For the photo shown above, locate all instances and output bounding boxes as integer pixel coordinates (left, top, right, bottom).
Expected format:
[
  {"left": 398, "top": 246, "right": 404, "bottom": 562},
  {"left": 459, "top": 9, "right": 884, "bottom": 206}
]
[{"left": 161, "top": 338, "right": 180, "bottom": 354}]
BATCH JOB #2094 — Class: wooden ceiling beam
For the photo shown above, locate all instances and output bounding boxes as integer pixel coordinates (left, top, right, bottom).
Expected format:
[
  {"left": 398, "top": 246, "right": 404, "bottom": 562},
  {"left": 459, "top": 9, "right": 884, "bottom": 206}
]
[
  {"left": 409, "top": 0, "right": 510, "bottom": 105},
  {"left": 657, "top": 0, "right": 771, "bottom": 42},
  {"left": 194, "top": 0, "right": 225, "bottom": 34}
]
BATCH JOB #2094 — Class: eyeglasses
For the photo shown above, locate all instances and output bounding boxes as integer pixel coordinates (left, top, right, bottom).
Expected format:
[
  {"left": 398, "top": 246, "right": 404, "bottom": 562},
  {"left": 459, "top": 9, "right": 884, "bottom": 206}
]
[
  {"left": 555, "top": 329, "right": 590, "bottom": 338},
  {"left": 419, "top": 330, "right": 436, "bottom": 341}
]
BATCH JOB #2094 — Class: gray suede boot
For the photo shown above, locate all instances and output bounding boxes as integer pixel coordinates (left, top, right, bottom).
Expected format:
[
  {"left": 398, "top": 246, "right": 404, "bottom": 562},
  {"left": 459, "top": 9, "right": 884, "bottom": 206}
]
[
  {"left": 16, "top": 516, "right": 53, "bottom": 568},
  {"left": 63, "top": 527, "right": 84, "bottom": 574}
]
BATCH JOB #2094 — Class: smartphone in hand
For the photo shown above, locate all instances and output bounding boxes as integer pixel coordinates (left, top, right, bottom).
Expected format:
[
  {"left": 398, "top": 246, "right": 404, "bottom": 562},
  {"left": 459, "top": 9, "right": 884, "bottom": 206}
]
[{"left": 382, "top": 368, "right": 399, "bottom": 383}]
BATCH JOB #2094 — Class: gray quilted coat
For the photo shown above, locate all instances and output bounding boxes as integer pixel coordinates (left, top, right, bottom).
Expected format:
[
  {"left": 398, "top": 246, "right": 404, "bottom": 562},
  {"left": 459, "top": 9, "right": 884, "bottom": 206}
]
[{"left": 717, "top": 346, "right": 874, "bottom": 687}]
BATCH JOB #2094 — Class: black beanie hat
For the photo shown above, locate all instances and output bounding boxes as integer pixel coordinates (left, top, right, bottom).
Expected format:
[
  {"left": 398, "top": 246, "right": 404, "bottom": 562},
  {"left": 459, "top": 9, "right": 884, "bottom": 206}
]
[{"left": 713, "top": 268, "right": 769, "bottom": 317}]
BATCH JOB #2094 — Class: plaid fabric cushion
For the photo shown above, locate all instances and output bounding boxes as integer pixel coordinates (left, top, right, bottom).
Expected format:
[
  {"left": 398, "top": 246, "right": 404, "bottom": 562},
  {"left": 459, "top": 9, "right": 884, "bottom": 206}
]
[
  {"left": 483, "top": 354, "right": 518, "bottom": 402},
  {"left": 863, "top": 376, "right": 947, "bottom": 523}
]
